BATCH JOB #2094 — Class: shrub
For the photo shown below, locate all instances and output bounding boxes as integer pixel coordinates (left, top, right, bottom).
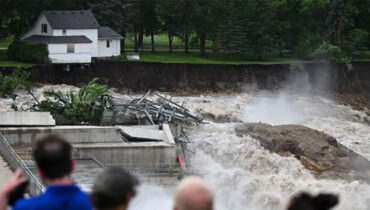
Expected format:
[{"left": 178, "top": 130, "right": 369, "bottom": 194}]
[
  {"left": 8, "top": 40, "right": 49, "bottom": 63},
  {"left": 350, "top": 28, "right": 369, "bottom": 50},
  {"left": 309, "top": 41, "right": 350, "bottom": 63},
  {"left": 295, "top": 34, "right": 326, "bottom": 58},
  {"left": 0, "top": 69, "right": 33, "bottom": 99},
  {"left": 32, "top": 78, "right": 108, "bottom": 124}
]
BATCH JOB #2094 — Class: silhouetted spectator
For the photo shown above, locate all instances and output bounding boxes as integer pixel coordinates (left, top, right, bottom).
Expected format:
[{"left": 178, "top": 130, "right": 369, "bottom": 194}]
[
  {"left": 90, "top": 167, "right": 138, "bottom": 210},
  {"left": 287, "top": 192, "right": 339, "bottom": 210},
  {"left": 0, "top": 134, "right": 92, "bottom": 210},
  {"left": 174, "top": 176, "right": 213, "bottom": 210}
]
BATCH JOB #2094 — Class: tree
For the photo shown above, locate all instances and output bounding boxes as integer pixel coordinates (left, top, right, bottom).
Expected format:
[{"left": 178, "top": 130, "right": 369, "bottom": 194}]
[
  {"left": 245, "top": 1, "right": 274, "bottom": 59},
  {"left": 325, "top": 0, "right": 356, "bottom": 50},
  {"left": 216, "top": 0, "right": 248, "bottom": 53},
  {"left": 156, "top": 0, "right": 179, "bottom": 53},
  {"left": 90, "top": 0, "right": 136, "bottom": 53},
  {"left": 0, "top": 0, "right": 85, "bottom": 39},
  {"left": 139, "top": 0, "right": 159, "bottom": 53},
  {"left": 176, "top": 0, "right": 196, "bottom": 54},
  {"left": 191, "top": 0, "right": 219, "bottom": 56}
]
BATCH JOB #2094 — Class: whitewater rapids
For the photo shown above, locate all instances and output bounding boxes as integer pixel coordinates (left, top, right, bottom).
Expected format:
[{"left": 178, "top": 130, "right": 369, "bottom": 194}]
[
  {"left": 130, "top": 91, "right": 370, "bottom": 210},
  {"left": 1, "top": 85, "right": 370, "bottom": 210}
]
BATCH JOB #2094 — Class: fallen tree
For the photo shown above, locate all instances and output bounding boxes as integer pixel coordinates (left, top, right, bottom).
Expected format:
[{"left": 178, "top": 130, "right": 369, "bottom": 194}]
[{"left": 31, "top": 78, "right": 108, "bottom": 124}]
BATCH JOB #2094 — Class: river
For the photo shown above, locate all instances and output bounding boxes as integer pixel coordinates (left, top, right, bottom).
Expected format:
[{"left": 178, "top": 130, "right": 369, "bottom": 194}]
[
  {"left": 130, "top": 91, "right": 370, "bottom": 210},
  {"left": 1, "top": 83, "right": 369, "bottom": 210}
]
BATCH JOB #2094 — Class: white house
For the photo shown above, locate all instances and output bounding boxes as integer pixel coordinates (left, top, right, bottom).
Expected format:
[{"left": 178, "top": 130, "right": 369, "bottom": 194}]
[{"left": 21, "top": 10, "right": 123, "bottom": 64}]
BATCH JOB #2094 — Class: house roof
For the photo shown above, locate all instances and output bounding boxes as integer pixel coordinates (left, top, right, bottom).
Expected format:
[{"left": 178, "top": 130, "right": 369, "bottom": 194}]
[
  {"left": 98, "top": 26, "right": 123, "bottom": 39},
  {"left": 22, "top": 35, "right": 93, "bottom": 44},
  {"left": 41, "top": 10, "right": 99, "bottom": 29}
]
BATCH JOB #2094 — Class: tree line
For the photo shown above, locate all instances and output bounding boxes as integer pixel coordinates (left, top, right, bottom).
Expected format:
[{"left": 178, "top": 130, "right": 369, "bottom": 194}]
[{"left": 0, "top": 0, "right": 369, "bottom": 60}]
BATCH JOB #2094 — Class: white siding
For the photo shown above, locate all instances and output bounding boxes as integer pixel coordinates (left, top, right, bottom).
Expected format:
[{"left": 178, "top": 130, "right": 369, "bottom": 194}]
[
  {"left": 21, "top": 15, "right": 53, "bottom": 39},
  {"left": 97, "top": 39, "right": 121, "bottom": 57},
  {"left": 48, "top": 43, "right": 92, "bottom": 63},
  {"left": 53, "top": 29, "right": 63, "bottom": 36},
  {"left": 54, "top": 29, "right": 98, "bottom": 57}
]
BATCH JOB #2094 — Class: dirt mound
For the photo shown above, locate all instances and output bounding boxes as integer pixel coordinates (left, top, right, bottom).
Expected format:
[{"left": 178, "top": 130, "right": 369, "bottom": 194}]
[{"left": 235, "top": 123, "right": 370, "bottom": 181}]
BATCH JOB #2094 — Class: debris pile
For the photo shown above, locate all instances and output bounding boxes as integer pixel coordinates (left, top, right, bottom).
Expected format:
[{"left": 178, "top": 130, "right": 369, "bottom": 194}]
[{"left": 94, "top": 90, "right": 202, "bottom": 125}]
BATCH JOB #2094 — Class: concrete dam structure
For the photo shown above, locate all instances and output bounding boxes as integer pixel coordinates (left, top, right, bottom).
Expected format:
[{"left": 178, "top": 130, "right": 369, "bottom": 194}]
[{"left": 0, "top": 125, "right": 181, "bottom": 195}]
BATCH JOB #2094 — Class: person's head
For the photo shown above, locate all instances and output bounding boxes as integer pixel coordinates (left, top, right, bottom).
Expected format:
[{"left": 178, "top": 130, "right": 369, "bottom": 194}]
[
  {"left": 174, "top": 176, "right": 213, "bottom": 210},
  {"left": 90, "top": 167, "right": 138, "bottom": 210},
  {"left": 32, "top": 134, "right": 74, "bottom": 181},
  {"left": 287, "top": 192, "right": 339, "bottom": 210}
]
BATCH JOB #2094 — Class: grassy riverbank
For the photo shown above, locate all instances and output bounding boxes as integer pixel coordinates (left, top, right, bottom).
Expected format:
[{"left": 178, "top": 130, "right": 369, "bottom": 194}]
[{"left": 119, "top": 50, "right": 306, "bottom": 65}]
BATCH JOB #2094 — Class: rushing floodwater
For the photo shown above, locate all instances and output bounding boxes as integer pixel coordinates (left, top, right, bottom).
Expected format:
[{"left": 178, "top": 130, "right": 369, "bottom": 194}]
[
  {"left": 1, "top": 84, "right": 369, "bottom": 210},
  {"left": 130, "top": 91, "right": 370, "bottom": 210}
]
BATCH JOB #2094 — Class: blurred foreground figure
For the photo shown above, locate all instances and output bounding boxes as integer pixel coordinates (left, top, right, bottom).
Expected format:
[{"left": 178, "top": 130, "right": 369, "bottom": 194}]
[
  {"left": 174, "top": 177, "right": 213, "bottom": 210},
  {"left": 90, "top": 167, "right": 138, "bottom": 210},
  {"left": 287, "top": 192, "right": 339, "bottom": 210},
  {"left": 0, "top": 134, "right": 92, "bottom": 210}
]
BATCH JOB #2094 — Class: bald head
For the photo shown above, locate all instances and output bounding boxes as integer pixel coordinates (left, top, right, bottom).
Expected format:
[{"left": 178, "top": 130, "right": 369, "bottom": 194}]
[{"left": 174, "top": 177, "right": 213, "bottom": 210}]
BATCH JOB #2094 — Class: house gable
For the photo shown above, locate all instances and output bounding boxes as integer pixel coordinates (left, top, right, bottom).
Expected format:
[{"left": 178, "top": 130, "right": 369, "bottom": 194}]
[{"left": 21, "top": 14, "right": 53, "bottom": 39}]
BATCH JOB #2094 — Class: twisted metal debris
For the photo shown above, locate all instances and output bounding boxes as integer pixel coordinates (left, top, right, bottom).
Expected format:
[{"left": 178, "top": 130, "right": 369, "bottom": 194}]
[{"left": 101, "top": 90, "right": 202, "bottom": 125}]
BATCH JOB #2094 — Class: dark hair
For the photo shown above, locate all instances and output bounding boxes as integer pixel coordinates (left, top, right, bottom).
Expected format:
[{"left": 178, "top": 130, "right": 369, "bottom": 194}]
[
  {"left": 90, "top": 167, "right": 138, "bottom": 209},
  {"left": 32, "top": 135, "right": 73, "bottom": 179},
  {"left": 287, "top": 192, "right": 339, "bottom": 210}
]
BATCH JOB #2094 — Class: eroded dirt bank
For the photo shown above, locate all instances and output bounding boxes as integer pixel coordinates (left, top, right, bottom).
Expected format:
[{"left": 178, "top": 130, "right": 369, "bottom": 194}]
[{"left": 0, "top": 61, "right": 369, "bottom": 109}]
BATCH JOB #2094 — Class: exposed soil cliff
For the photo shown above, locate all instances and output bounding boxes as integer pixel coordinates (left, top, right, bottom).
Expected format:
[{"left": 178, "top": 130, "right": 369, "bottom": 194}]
[{"left": 0, "top": 61, "right": 369, "bottom": 110}]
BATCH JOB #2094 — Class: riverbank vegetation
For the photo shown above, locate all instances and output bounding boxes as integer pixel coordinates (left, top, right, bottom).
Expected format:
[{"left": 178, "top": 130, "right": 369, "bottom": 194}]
[
  {"left": 0, "top": 69, "right": 32, "bottom": 99},
  {"left": 0, "top": 0, "right": 369, "bottom": 65},
  {"left": 31, "top": 78, "right": 108, "bottom": 124}
]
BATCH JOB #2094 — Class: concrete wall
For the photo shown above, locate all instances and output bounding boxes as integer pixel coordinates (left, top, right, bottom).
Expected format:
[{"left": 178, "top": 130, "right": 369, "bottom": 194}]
[
  {"left": 97, "top": 39, "right": 120, "bottom": 57},
  {"left": 21, "top": 15, "right": 53, "bottom": 39},
  {"left": 73, "top": 143, "right": 177, "bottom": 170},
  {"left": 0, "top": 126, "right": 178, "bottom": 171},
  {"left": 0, "top": 126, "right": 123, "bottom": 146},
  {"left": 0, "top": 112, "right": 55, "bottom": 126},
  {"left": 48, "top": 43, "right": 92, "bottom": 63}
]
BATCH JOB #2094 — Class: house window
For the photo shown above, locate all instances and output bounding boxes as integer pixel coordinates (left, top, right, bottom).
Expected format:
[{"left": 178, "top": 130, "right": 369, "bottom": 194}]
[
  {"left": 41, "top": 24, "right": 47, "bottom": 33},
  {"left": 106, "top": 40, "right": 110, "bottom": 48},
  {"left": 62, "top": 29, "right": 67, "bottom": 36},
  {"left": 67, "top": 44, "right": 74, "bottom": 53}
]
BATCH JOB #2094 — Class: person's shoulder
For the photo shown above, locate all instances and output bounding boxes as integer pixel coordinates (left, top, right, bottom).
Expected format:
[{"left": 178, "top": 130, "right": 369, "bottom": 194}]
[
  {"left": 12, "top": 194, "right": 46, "bottom": 210},
  {"left": 72, "top": 189, "right": 92, "bottom": 208}
]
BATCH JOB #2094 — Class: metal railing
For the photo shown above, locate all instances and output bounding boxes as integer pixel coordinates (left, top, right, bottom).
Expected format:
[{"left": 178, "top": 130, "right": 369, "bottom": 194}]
[{"left": 0, "top": 133, "right": 44, "bottom": 195}]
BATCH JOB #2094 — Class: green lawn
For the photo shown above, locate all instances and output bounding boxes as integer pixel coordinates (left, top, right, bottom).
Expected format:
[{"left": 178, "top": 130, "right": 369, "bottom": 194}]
[
  {"left": 121, "top": 50, "right": 306, "bottom": 65},
  {"left": 0, "top": 61, "right": 34, "bottom": 68},
  {"left": 0, "top": 36, "right": 14, "bottom": 48}
]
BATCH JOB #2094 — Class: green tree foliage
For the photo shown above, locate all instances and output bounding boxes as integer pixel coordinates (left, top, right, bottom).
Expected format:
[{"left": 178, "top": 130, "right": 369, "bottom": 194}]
[
  {"left": 325, "top": 0, "right": 356, "bottom": 51},
  {"left": 0, "top": 69, "right": 32, "bottom": 99},
  {"left": 32, "top": 78, "right": 108, "bottom": 125},
  {"left": 0, "top": 0, "right": 87, "bottom": 39},
  {"left": 1, "top": 0, "right": 369, "bottom": 60},
  {"left": 216, "top": 0, "right": 248, "bottom": 53},
  {"left": 89, "top": 0, "right": 136, "bottom": 52},
  {"left": 350, "top": 28, "right": 369, "bottom": 50},
  {"left": 309, "top": 41, "right": 350, "bottom": 63},
  {"left": 8, "top": 41, "right": 49, "bottom": 63},
  {"left": 156, "top": 0, "right": 179, "bottom": 53},
  {"left": 245, "top": 1, "right": 275, "bottom": 59}
]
